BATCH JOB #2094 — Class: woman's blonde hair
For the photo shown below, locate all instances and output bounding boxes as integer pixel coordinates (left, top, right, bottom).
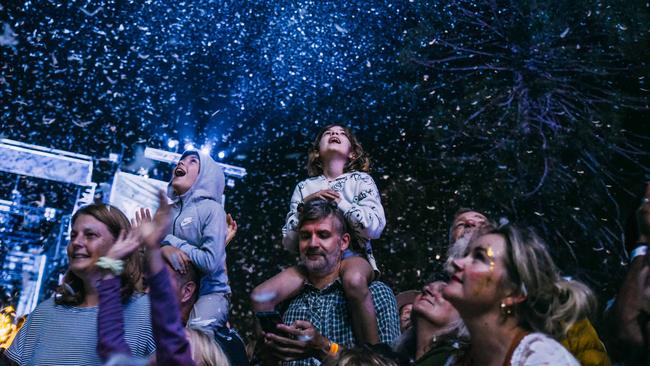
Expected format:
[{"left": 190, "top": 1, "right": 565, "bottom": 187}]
[
  {"left": 306, "top": 124, "right": 370, "bottom": 177},
  {"left": 55, "top": 204, "right": 145, "bottom": 305},
  {"left": 186, "top": 327, "right": 231, "bottom": 366},
  {"left": 493, "top": 224, "right": 595, "bottom": 339}
]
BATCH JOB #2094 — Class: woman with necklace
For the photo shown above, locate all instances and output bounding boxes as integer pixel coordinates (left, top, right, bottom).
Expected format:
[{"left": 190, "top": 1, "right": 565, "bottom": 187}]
[{"left": 442, "top": 224, "right": 593, "bottom": 366}]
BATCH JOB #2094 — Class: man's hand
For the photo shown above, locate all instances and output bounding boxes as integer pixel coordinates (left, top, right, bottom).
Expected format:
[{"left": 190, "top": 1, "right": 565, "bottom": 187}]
[
  {"left": 161, "top": 245, "right": 190, "bottom": 274},
  {"left": 262, "top": 320, "right": 330, "bottom": 362},
  {"left": 303, "top": 190, "right": 341, "bottom": 204}
]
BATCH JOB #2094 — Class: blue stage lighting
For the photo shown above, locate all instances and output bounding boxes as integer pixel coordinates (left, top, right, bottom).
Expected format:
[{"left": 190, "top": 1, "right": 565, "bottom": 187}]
[
  {"left": 217, "top": 150, "right": 225, "bottom": 159},
  {"left": 184, "top": 142, "right": 195, "bottom": 151},
  {"left": 201, "top": 144, "right": 212, "bottom": 155}
]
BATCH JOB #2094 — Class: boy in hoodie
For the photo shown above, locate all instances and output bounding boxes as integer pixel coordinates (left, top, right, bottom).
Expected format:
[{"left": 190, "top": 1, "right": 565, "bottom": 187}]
[{"left": 161, "top": 149, "right": 230, "bottom": 329}]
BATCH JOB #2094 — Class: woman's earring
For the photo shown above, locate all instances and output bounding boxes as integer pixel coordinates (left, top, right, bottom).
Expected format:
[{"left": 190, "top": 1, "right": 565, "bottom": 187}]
[{"left": 500, "top": 301, "right": 513, "bottom": 317}]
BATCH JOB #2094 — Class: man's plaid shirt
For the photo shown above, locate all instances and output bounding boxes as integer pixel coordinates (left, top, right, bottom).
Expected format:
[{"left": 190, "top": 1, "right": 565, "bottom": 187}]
[{"left": 282, "top": 279, "right": 400, "bottom": 366}]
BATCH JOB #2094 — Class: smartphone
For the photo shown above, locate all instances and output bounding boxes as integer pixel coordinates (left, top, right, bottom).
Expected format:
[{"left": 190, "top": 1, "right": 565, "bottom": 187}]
[{"left": 256, "top": 310, "right": 283, "bottom": 334}]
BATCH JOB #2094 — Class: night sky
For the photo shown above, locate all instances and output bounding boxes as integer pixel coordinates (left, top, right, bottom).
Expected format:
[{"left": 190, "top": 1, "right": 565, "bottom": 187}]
[{"left": 2, "top": 0, "right": 649, "bottom": 338}]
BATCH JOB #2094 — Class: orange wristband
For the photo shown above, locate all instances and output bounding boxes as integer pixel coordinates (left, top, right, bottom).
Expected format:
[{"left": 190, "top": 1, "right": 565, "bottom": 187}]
[{"left": 328, "top": 341, "right": 339, "bottom": 356}]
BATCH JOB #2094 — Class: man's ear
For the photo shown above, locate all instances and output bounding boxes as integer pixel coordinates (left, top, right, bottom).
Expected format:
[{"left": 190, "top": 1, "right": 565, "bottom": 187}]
[
  {"left": 340, "top": 232, "right": 351, "bottom": 252},
  {"left": 181, "top": 281, "right": 198, "bottom": 304}
]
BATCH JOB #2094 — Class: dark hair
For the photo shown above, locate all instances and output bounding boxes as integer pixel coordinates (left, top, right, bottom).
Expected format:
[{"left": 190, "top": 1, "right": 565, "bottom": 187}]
[
  {"left": 55, "top": 204, "right": 145, "bottom": 305},
  {"left": 165, "top": 257, "right": 200, "bottom": 304},
  {"left": 298, "top": 198, "right": 349, "bottom": 236},
  {"left": 180, "top": 150, "right": 200, "bottom": 158},
  {"left": 306, "top": 124, "right": 370, "bottom": 177}
]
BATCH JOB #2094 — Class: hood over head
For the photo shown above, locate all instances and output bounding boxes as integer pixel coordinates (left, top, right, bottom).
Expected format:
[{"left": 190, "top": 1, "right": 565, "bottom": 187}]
[{"left": 167, "top": 149, "right": 225, "bottom": 203}]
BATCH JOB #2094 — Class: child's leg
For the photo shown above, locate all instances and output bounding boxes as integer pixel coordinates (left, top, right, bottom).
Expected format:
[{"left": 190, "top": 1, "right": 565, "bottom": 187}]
[
  {"left": 188, "top": 292, "right": 230, "bottom": 330},
  {"left": 341, "top": 256, "right": 379, "bottom": 345},
  {"left": 251, "top": 266, "right": 306, "bottom": 312}
]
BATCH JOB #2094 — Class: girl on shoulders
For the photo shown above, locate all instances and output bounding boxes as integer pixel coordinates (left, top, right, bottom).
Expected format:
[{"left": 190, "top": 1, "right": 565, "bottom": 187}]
[{"left": 252, "top": 124, "right": 386, "bottom": 344}]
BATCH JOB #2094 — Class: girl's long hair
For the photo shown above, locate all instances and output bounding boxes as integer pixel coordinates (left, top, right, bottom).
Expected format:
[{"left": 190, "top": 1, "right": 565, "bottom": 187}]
[{"left": 306, "top": 124, "right": 370, "bottom": 177}]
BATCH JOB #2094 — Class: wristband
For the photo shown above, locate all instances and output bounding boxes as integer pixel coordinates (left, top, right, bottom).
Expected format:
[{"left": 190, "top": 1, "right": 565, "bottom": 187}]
[
  {"left": 328, "top": 340, "right": 339, "bottom": 356},
  {"left": 630, "top": 244, "right": 648, "bottom": 260},
  {"left": 96, "top": 257, "right": 124, "bottom": 275}
]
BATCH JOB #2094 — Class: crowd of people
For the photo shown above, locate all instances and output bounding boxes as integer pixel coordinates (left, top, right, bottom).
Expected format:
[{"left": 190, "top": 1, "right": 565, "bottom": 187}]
[{"left": 0, "top": 124, "right": 649, "bottom": 366}]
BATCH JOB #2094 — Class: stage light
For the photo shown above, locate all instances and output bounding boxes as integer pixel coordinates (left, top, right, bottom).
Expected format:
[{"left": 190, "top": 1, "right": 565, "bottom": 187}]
[
  {"left": 201, "top": 144, "right": 212, "bottom": 155},
  {"left": 44, "top": 207, "right": 56, "bottom": 221},
  {"left": 217, "top": 150, "right": 225, "bottom": 159},
  {"left": 137, "top": 167, "right": 149, "bottom": 178},
  {"left": 108, "top": 153, "right": 120, "bottom": 162},
  {"left": 167, "top": 138, "right": 179, "bottom": 149},
  {"left": 184, "top": 142, "right": 195, "bottom": 151}
]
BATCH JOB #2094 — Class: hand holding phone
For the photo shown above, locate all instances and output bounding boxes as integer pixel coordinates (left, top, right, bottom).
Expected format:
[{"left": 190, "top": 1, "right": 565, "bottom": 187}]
[{"left": 256, "top": 310, "right": 283, "bottom": 334}]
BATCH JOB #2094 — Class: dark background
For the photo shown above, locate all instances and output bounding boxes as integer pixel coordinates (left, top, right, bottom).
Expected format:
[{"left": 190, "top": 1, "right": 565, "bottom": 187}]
[{"left": 1, "top": 0, "right": 649, "bottom": 338}]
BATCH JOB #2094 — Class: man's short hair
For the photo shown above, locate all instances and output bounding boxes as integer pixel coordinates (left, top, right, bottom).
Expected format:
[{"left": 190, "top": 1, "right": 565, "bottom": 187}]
[
  {"left": 162, "top": 254, "right": 200, "bottom": 302},
  {"left": 177, "top": 261, "right": 200, "bottom": 287},
  {"left": 298, "top": 198, "right": 349, "bottom": 236}
]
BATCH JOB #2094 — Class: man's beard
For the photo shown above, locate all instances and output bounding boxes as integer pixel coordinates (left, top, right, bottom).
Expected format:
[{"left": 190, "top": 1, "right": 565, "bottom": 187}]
[
  {"left": 445, "top": 235, "right": 471, "bottom": 272},
  {"left": 301, "top": 241, "right": 342, "bottom": 275}
]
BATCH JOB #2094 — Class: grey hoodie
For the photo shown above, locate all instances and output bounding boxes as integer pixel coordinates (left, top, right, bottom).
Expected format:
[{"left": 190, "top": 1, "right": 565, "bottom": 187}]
[{"left": 162, "top": 150, "right": 230, "bottom": 295}]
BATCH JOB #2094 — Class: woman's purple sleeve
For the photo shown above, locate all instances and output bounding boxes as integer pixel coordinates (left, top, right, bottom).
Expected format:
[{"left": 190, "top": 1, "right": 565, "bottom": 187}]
[
  {"left": 97, "top": 276, "right": 132, "bottom": 361},
  {"left": 148, "top": 267, "right": 196, "bottom": 366}
]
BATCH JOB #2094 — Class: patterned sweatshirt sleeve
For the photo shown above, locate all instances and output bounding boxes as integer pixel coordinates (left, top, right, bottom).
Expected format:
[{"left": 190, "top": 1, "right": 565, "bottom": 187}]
[
  {"left": 281, "top": 183, "right": 303, "bottom": 252},
  {"left": 336, "top": 174, "right": 386, "bottom": 242}
]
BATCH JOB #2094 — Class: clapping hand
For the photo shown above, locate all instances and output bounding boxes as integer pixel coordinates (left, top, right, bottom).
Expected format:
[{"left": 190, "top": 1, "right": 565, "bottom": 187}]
[
  {"left": 137, "top": 191, "right": 172, "bottom": 249},
  {"left": 104, "top": 229, "right": 142, "bottom": 261}
]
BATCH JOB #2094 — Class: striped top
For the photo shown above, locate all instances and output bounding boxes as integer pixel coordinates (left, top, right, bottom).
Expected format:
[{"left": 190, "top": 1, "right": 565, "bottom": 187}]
[{"left": 5, "top": 294, "right": 156, "bottom": 366}]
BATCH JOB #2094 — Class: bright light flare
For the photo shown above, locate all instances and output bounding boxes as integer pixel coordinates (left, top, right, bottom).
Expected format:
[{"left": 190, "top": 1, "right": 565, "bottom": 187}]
[
  {"left": 167, "top": 138, "right": 179, "bottom": 149},
  {"left": 0, "top": 306, "right": 21, "bottom": 349}
]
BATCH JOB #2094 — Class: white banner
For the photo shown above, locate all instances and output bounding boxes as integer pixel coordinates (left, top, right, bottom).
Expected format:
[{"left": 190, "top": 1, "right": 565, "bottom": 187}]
[
  {"left": 0, "top": 139, "right": 93, "bottom": 186},
  {"left": 109, "top": 172, "right": 168, "bottom": 221}
]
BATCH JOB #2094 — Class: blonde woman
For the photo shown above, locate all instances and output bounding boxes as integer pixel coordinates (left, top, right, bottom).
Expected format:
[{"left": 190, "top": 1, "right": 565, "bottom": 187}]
[
  {"left": 443, "top": 224, "right": 595, "bottom": 365},
  {"left": 186, "top": 327, "right": 231, "bottom": 366}
]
